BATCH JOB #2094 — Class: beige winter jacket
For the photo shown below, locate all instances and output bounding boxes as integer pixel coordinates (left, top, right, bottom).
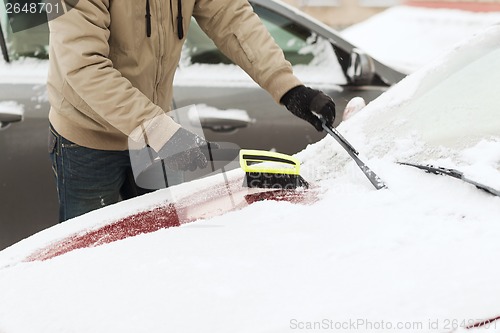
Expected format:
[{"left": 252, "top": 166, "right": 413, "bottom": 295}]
[{"left": 47, "top": 0, "right": 303, "bottom": 152}]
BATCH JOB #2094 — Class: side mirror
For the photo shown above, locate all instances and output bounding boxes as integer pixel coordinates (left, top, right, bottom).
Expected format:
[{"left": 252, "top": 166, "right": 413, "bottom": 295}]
[
  {"left": 0, "top": 110, "right": 23, "bottom": 130},
  {"left": 347, "top": 48, "right": 375, "bottom": 85}
]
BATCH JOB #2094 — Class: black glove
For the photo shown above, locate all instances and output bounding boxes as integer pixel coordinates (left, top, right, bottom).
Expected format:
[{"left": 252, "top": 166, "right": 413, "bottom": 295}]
[
  {"left": 158, "top": 128, "right": 216, "bottom": 171},
  {"left": 281, "top": 85, "right": 337, "bottom": 131}
]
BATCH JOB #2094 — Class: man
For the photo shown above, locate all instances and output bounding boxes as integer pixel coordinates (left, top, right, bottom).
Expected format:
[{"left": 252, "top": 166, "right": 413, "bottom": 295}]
[{"left": 47, "top": 0, "right": 340, "bottom": 222}]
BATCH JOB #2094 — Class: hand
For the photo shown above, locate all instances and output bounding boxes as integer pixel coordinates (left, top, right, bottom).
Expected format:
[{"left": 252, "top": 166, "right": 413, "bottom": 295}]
[
  {"left": 280, "top": 85, "right": 338, "bottom": 131},
  {"left": 158, "top": 128, "right": 216, "bottom": 171}
]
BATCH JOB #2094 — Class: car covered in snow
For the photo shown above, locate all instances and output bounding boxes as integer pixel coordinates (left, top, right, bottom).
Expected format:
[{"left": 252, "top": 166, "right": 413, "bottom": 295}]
[
  {"left": 0, "top": 21, "right": 499, "bottom": 333},
  {"left": 0, "top": 0, "right": 405, "bottom": 249}
]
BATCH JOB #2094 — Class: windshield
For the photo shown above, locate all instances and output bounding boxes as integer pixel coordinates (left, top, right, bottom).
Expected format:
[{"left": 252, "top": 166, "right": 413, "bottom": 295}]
[
  {"left": 398, "top": 33, "right": 500, "bottom": 147},
  {"left": 358, "top": 25, "right": 500, "bottom": 155}
]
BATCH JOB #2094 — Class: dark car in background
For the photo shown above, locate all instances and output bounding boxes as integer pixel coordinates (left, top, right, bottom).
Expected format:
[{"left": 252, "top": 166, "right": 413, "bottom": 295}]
[{"left": 0, "top": 0, "right": 406, "bottom": 250}]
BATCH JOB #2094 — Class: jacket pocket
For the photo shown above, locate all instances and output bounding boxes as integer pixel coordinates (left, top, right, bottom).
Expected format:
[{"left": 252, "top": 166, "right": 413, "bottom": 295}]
[
  {"left": 233, "top": 28, "right": 256, "bottom": 65},
  {"left": 48, "top": 127, "right": 57, "bottom": 154},
  {"left": 61, "top": 80, "right": 97, "bottom": 117},
  {"left": 61, "top": 80, "right": 81, "bottom": 110}
]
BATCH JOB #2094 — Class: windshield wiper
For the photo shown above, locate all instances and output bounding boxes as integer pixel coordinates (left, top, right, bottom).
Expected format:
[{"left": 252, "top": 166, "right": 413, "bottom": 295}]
[{"left": 399, "top": 162, "right": 500, "bottom": 197}]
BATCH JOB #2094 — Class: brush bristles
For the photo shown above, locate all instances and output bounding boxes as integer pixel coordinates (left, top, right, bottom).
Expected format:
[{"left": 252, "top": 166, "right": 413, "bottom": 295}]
[{"left": 243, "top": 172, "right": 309, "bottom": 189}]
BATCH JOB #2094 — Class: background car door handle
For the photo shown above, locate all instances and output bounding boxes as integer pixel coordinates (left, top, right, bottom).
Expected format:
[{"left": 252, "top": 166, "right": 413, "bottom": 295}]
[
  {"left": 200, "top": 116, "right": 254, "bottom": 132},
  {"left": 188, "top": 106, "right": 255, "bottom": 133}
]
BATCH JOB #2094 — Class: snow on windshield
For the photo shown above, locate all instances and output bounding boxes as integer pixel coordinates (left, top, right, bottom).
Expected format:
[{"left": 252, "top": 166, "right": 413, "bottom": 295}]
[{"left": 347, "top": 24, "right": 500, "bottom": 165}]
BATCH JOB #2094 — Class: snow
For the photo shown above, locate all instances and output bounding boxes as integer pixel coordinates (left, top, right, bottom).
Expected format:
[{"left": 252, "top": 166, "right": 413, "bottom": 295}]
[
  {"left": 0, "top": 101, "right": 23, "bottom": 116},
  {"left": 341, "top": 5, "right": 500, "bottom": 72},
  {"left": 1, "top": 9, "right": 500, "bottom": 333},
  {"left": 342, "top": 96, "right": 366, "bottom": 120},
  {"left": 0, "top": 57, "right": 48, "bottom": 84}
]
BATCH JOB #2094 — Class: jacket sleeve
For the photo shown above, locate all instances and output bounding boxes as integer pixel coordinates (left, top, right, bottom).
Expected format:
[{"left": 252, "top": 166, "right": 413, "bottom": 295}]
[
  {"left": 48, "top": 0, "right": 179, "bottom": 152},
  {"left": 192, "top": 0, "right": 303, "bottom": 103}
]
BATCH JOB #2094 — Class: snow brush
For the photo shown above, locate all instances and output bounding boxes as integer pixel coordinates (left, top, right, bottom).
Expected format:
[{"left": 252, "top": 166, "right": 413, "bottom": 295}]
[
  {"left": 321, "top": 119, "right": 387, "bottom": 190},
  {"left": 240, "top": 149, "right": 309, "bottom": 189}
]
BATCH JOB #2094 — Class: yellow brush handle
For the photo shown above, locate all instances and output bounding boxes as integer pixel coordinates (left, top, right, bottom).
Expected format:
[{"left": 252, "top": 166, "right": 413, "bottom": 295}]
[{"left": 239, "top": 149, "right": 301, "bottom": 175}]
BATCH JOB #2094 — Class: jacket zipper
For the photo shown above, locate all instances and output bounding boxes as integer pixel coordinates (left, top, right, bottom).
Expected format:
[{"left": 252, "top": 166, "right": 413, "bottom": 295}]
[
  {"left": 146, "top": 0, "right": 183, "bottom": 103},
  {"left": 145, "top": 0, "right": 151, "bottom": 38},
  {"left": 176, "top": 0, "right": 184, "bottom": 39},
  {"left": 154, "top": 0, "right": 163, "bottom": 104}
]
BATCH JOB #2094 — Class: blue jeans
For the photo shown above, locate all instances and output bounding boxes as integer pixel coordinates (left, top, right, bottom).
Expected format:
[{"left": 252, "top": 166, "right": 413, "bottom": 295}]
[{"left": 49, "top": 126, "right": 151, "bottom": 222}]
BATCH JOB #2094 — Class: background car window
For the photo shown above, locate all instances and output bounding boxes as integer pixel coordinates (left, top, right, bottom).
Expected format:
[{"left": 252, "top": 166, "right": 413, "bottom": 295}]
[
  {"left": 184, "top": 4, "right": 339, "bottom": 68},
  {"left": 0, "top": 3, "right": 49, "bottom": 60},
  {"left": 0, "top": 11, "right": 8, "bottom": 62},
  {"left": 0, "top": 2, "right": 7, "bottom": 58}
]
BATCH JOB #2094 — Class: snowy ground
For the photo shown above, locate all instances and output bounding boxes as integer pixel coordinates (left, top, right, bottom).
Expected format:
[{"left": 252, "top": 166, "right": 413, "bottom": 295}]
[
  {"left": 0, "top": 22, "right": 499, "bottom": 333},
  {"left": 341, "top": 5, "right": 500, "bottom": 72}
]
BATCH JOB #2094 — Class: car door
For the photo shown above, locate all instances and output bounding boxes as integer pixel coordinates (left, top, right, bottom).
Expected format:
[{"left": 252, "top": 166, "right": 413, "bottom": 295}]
[{"left": 0, "top": 8, "right": 57, "bottom": 250}]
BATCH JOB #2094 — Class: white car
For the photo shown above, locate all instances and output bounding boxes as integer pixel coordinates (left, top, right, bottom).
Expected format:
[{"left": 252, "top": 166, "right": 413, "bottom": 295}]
[{"left": 0, "top": 23, "right": 499, "bottom": 333}]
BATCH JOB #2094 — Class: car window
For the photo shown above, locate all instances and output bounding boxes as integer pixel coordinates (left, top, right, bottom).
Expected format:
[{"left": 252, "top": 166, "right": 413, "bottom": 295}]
[
  {"left": 0, "top": 15, "right": 8, "bottom": 62},
  {"left": 0, "top": 3, "right": 7, "bottom": 61},
  {"left": 1, "top": 2, "right": 344, "bottom": 81},
  {"left": 183, "top": 4, "right": 340, "bottom": 68},
  {"left": 0, "top": 3, "right": 49, "bottom": 60}
]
